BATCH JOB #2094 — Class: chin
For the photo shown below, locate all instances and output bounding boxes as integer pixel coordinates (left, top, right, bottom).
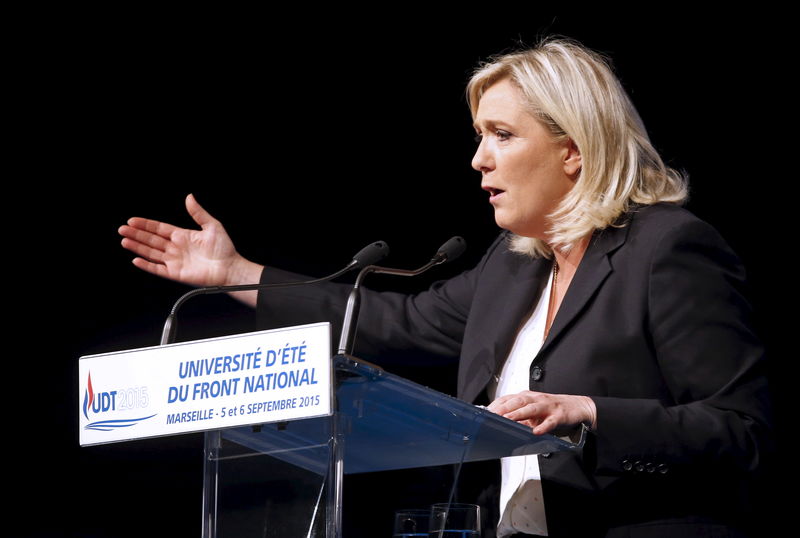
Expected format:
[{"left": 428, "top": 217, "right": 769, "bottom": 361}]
[
  {"left": 500, "top": 224, "right": 546, "bottom": 242},
  {"left": 493, "top": 211, "right": 515, "bottom": 232},
  {"left": 495, "top": 216, "right": 536, "bottom": 238}
]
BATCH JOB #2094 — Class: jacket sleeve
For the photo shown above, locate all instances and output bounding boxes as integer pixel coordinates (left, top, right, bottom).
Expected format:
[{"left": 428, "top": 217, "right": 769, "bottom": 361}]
[
  {"left": 590, "top": 216, "right": 772, "bottom": 476},
  {"left": 256, "top": 234, "right": 507, "bottom": 365}
]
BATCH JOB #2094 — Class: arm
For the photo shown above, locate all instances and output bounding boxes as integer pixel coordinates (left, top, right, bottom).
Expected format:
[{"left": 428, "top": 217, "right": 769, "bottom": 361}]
[
  {"left": 590, "top": 217, "right": 772, "bottom": 474},
  {"left": 119, "top": 194, "right": 263, "bottom": 307},
  {"left": 489, "top": 215, "right": 771, "bottom": 475},
  {"left": 256, "top": 264, "right": 477, "bottom": 363},
  {"left": 256, "top": 234, "right": 509, "bottom": 363}
]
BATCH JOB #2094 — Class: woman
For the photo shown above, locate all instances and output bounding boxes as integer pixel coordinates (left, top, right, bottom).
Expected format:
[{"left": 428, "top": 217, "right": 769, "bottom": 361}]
[{"left": 120, "top": 38, "right": 771, "bottom": 537}]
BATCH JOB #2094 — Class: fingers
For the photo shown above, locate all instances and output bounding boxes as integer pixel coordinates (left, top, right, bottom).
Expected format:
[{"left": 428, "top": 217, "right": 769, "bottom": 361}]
[
  {"left": 185, "top": 193, "right": 219, "bottom": 229},
  {"left": 488, "top": 391, "right": 595, "bottom": 435},
  {"left": 120, "top": 236, "right": 167, "bottom": 264},
  {"left": 497, "top": 396, "right": 556, "bottom": 432},
  {"left": 123, "top": 216, "right": 180, "bottom": 239},
  {"left": 119, "top": 223, "right": 171, "bottom": 251},
  {"left": 131, "top": 256, "right": 171, "bottom": 278},
  {"left": 487, "top": 393, "right": 531, "bottom": 416},
  {"left": 526, "top": 413, "right": 561, "bottom": 436},
  {"left": 118, "top": 221, "right": 175, "bottom": 265},
  {"left": 122, "top": 195, "right": 215, "bottom": 237}
]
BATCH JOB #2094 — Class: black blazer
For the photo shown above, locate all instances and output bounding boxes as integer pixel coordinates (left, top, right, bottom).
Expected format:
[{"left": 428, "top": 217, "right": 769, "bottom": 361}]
[{"left": 257, "top": 203, "right": 771, "bottom": 537}]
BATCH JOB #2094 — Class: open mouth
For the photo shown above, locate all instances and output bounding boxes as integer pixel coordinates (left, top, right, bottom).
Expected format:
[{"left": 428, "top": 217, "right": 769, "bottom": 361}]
[{"left": 483, "top": 186, "right": 505, "bottom": 200}]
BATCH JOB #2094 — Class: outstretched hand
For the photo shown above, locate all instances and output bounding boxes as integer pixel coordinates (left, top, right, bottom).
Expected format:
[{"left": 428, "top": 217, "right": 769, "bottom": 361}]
[
  {"left": 119, "top": 194, "right": 262, "bottom": 294},
  {"left": 488, "top": 390, "right": 597, "bottom": 436}
]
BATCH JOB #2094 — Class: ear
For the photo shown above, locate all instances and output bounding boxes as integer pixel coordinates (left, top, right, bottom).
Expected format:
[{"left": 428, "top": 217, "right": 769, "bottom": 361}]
[{"left": 562, "top": 138, "right": 582, "bottom": 179}]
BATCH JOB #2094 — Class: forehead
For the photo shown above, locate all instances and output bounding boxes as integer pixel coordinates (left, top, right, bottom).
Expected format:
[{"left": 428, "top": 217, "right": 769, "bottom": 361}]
[{"left": 473, "top": 79, "right": 531, "bottom": 125}]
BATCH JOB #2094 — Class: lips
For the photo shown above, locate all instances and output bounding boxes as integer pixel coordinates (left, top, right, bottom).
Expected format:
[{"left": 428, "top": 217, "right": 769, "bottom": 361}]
[{"left": 483, "top": 185, "right": 505, "bottom": 202}]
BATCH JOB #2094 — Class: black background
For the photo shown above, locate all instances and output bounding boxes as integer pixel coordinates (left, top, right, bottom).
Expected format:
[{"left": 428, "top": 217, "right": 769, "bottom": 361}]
[{"left": 13, "top": 9, "right": 791, "bottom": 537}]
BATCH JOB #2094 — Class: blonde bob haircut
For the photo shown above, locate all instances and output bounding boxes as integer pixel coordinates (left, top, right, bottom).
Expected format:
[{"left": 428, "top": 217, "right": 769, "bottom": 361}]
[{"left": 467, "top": 37, "right": 688, "bottom": 258}]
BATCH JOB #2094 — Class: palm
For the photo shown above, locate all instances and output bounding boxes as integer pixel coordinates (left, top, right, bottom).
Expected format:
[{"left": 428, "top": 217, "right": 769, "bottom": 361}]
[{"left": 119, "top": 194, "right": 240, "bottom": 287}]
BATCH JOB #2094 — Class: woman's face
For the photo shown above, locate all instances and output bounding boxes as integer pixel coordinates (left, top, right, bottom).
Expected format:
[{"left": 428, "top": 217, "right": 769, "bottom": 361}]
[{"left": 472, "top": 78, "right": 580, "bottom": 240}]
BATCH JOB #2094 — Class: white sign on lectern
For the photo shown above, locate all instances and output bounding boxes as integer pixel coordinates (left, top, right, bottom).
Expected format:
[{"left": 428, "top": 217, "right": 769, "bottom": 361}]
[{"left": 79, "top": 322, "right": 331, "bottom": 446}]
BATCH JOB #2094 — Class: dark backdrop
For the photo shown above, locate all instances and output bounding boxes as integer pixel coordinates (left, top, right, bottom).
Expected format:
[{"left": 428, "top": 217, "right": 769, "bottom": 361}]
[{"left": 14, "top": 10, "right": 790, "bottom": 537}]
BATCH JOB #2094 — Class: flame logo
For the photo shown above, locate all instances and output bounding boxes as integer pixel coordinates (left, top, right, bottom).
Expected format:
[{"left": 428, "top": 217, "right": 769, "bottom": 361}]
[
  {"left": 81, "top": 371, "right": 156, "bottom": 433},
  {"left": 82, "top": 372, "right": 94, "bottom": 420}
]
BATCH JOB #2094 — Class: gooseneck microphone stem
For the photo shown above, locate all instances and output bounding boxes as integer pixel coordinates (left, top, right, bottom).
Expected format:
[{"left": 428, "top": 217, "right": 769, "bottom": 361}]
[
  {"left": 337, "top": 259, "right": 441, "bottom": 356},
  {"left": 160, "top": 266, "right": 352, "bottom": 346},
  {"left": 337, "top": 236, "right": 466, "bottom": 355},
  {"left": 159, "top": 241, "right": 390, "bottom": 346}
]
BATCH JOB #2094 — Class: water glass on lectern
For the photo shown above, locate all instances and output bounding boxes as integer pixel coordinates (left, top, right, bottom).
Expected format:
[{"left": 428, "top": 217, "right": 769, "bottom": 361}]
[
  {"left": 429, "top": 503, "right": 481, "bottom": 537},
  {"left": 393, "top": 508, "right": 431, "bottom": 537}
]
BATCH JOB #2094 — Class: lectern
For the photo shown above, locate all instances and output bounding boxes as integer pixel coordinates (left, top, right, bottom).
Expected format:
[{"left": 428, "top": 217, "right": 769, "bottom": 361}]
[
  {"left": 79, "top": 325, "right": 583, "bottom": 537},
  {"left": 202, "top": 354, "right": 583, "bottom": 537}
]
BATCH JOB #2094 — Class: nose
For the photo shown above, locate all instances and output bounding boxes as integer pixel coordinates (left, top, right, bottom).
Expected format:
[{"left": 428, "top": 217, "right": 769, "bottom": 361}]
[{"left": 471, "top": 136, "right": 494, "bottom": 173}]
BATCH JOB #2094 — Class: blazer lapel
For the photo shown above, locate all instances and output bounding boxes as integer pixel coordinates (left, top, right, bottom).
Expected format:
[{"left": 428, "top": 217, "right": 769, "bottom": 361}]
[
  {"left": 489, "top": 258, "right": 552, "bottom": 372},
  {"left": 538, "top": 224, "right": 629, "bottom": 357},
  {"left": 458, "top": 251, "right": 552, "bottom": 403}
]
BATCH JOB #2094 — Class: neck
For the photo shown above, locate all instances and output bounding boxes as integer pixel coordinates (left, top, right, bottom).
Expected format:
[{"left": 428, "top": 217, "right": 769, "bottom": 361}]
[
  {"left": 542, "top": 236, "right": 590, "bottom": 340},
  {"left": 550, "top": 236, "right": 590, "bottom": 278}
]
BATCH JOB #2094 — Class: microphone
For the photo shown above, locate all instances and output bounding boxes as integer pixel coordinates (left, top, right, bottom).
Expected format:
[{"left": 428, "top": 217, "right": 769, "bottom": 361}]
[
  {"left": 337, "top": 236, "right": 466, "bottom": 355},
  {"left": 432, "top": 236, "right": 467, "bottom": 264},
  {"left": 347, "top": 241, "right": 392, "bottom": 268},
  {"left": 160, "top": 240, "right": 390, "bottom": 345}
]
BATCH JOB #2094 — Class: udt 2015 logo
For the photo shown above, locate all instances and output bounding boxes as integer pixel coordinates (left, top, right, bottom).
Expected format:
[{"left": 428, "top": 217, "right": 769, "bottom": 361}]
[{"left": 82, "top": 372, "right": 156, "bottom": 432}]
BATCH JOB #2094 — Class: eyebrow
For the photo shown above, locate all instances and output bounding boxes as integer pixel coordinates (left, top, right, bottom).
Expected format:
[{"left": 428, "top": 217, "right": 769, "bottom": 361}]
[{"left": 473, "top": 118, "right": 512, "bottom": 131}]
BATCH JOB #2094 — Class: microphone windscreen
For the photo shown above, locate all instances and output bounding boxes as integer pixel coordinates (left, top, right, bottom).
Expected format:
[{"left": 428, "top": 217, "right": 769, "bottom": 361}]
[
  {"left": 436, "top": 236, "right": 467, "bottom": 263},
  {"left": 352, "top": 241, "right": 390, "bottom": 268}
]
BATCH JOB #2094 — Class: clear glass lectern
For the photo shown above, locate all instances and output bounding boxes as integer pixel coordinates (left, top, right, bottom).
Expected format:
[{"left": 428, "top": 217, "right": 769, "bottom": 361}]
[{"left": 201, "top": 354, "right": 583, "bottom": 537}]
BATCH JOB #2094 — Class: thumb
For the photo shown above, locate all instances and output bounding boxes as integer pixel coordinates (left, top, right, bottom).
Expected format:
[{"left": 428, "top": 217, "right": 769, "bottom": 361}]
[{"left": 185, "top": 193, "right": 218, "bottom": 229}]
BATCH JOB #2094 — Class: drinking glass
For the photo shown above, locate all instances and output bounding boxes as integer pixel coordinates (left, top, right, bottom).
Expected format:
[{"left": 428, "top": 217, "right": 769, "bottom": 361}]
[
  {"left": 429, "top": 503, "right": 480, "bottom": 537},
  {"left": 393, "top": 508, "right": 431, "bottom": 537}
]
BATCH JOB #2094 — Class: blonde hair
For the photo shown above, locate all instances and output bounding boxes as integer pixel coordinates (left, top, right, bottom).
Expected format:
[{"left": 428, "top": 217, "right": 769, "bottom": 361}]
[{"left": 467, "top": 37, "right": 688, "bottom": 258}]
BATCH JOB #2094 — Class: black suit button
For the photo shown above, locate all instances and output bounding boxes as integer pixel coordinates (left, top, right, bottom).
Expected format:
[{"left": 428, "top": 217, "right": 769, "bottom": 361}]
[
  {"left": 657, "top": 463, "right": 669, "bottom": 475},
  {"left": 621, "top": 459, "right": 633, "bottom": 471},
  {"left": 634, "top": 461, "right": 645, "bottom": 473},
  {"left": 645, "top": 463, "right": 656, "bottom": 473},
  {"left": 531, "top": 366, "right": 544, "bottom": 381}
]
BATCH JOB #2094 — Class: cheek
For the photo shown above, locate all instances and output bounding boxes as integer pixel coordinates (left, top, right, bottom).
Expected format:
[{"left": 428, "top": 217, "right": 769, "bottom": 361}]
[
  {"left": 530, "top": 155, "right": 573, "bottom": 197},
  {"left": 503, "top": 147, "right": 540, "bottom": 181}
]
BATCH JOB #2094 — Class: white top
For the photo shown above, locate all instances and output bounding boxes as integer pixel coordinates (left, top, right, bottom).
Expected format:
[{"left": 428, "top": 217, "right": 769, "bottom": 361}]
[{"left": 494, "top": 269, "right": 553, "bottom": 537}]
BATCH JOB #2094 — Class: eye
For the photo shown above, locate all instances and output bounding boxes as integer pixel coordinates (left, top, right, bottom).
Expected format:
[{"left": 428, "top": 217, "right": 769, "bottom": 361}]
[
  {"left": 495, "top": 129, "right": 512, "bottom": 141},
  {"left": 473, "top": 129, "right": 512, "bottom": 144}
]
